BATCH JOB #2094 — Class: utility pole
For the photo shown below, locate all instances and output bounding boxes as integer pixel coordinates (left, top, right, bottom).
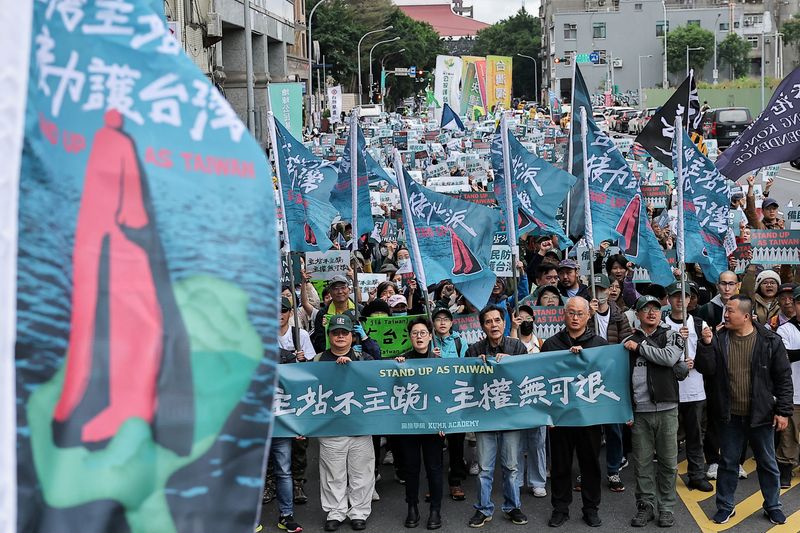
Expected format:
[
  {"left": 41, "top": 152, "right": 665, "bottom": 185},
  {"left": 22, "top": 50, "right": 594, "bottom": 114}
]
[{"left": 243, "top": 0, "right": 255, "bottom": 134}]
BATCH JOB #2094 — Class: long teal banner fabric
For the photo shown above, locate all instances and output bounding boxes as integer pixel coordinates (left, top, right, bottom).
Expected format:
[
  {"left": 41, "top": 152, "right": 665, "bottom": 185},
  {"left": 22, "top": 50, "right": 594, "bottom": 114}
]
[{"left": 273, "top": 345, "right": 633, "bottom": 437}]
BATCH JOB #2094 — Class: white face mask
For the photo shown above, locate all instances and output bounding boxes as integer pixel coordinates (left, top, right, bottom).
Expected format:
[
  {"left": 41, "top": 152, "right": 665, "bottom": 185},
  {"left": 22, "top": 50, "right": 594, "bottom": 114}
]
[{"left": 596, "top": 290, "right": 609, "bottom": 305}]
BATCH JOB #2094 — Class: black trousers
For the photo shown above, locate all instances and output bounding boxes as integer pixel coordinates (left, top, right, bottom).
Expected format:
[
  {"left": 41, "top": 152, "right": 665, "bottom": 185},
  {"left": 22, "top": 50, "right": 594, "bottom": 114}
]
[
  {"left": 679, "top": 400, "right": 706, "bottom": 481},
  {"left": 291, "top": 437, "right": 308, "bottom": 482},
  {"left": 550, "top": 426, "right": 602, "bottom": 514},
  {"left": 703, "top": 383, "right": 721, "bottom": 466},
  {"left": 401, "top": 434, "right": 445, "bottom": 510},
  {"left": 446, "top": 433, "right": 467, "bottom": 486}
]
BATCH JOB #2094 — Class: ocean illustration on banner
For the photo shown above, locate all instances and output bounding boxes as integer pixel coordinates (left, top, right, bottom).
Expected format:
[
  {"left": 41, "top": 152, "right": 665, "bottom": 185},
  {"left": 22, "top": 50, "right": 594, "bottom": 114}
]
[{"left": 14, "top": 1, "right": 280, "bottom": 531}]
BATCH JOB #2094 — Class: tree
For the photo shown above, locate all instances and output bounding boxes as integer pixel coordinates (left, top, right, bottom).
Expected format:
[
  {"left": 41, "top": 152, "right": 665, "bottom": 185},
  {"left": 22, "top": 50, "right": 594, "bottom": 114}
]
[
  {"left": 665, "top": 24, "right": 714, "bottom": 77},
  {"left": 471, "top": 8, "right": 541, "bottom": 100},
  {"left": 782, "top": 14, "right": 800, "bottom": 53},
  {"left": 717, "top": 33, "right": 751, "bottom": 79}
]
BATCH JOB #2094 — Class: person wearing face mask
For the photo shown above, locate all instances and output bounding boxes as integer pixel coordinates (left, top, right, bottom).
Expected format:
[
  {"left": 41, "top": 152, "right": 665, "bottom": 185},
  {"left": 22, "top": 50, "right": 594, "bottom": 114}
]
[
  {"left": 388, "top": 294, "right": 409, "bottom": 316},
  {"left": 509, "top": 305, "right": 547, "bottom": 500},
  {"left": 588, "top": 274, "right": 633, "bottom": 494}
]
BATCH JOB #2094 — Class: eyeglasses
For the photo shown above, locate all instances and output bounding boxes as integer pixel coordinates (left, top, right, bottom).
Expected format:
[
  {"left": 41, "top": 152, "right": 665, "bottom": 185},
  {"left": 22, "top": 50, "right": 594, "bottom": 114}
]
[
  {"left": 641, "top": 308, "right": 661, "bottom": 315},
  {"left": 761, "top": 280, "right": 778, "bottom": 286},
  {"left": 719, "top": 281, "right": 737, "bottom": 287},
  {"left": 281, "top": 308, "right": 291, "bottom": 314},
  {"left": 410, "top": 331, "right": 430, "bottom": 337},
  {"left": 434, "top": 317, "right": 452, "bottom": 323},
  {"left": 566, "top": 311, "right": 586, "bottom": 317}
]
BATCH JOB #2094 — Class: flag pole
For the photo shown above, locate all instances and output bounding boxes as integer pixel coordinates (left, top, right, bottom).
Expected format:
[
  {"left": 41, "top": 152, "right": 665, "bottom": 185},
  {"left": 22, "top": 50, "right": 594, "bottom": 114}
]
[
  {"left": 268, "top": 112, "right": 302, "bottom": 348},
  {"left": 393, "top": 149, "right": 433, "bottom": 326},
  {"left": 686, "top": 69, "right": 693, "bottom": 132},
  {"left": 349, "top": 111, "right": 360, "bottom": 322},
  {"left": 500, "top": 112, "right": 520, "bottom": 315},
  {"left": 675, "top": 116, "right": 688, "bottom": 360},
  {"left": 565, "top": 60, "right": 578, "bottom": 240},
  {"left": 580, "top": 108, "right": 598, "bottom": 335}
]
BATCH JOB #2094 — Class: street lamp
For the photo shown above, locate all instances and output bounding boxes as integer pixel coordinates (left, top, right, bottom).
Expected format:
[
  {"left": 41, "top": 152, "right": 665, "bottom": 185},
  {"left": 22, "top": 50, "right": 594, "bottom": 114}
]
[
  {"left": 662, "top": 0, "right": 668, "bottom": 89},
  {"left": 306, "top": 0, "right": 328, "bottom": 129},
  {"left": 686, "top": 46, "right": 704, "bottom": 77},
  {"left": 517, "top": 53, "right": 539, "bottom": 106},
  {"left": 357, "top": 26, "right": 393, "bottom": 107},
  {"left": 713, "top": 13, "right": 721, "bottom": 85},
  {"left": 638, "top": 54, "right": 653, "bottom": 110},
  {"left": 369, "top": 36, "right": 400, "bottom": 103}
]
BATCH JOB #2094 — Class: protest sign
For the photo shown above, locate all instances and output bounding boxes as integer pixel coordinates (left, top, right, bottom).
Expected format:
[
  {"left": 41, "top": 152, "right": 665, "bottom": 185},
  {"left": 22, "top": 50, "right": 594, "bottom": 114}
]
[
  {"left": 281, "top": 253, "right": 304, "bottom": 287},
  {"left": 426, "top": 162, "right": 450, "bottom": 179},
  {"left": 612, "top": 137, "right": 633, "bottom": 156},
  {"left": 641, "top": 184, "right": 669, "bottom": 209},
  {"left": 451, "top": 191, "right": 498, "bottom": 207},
  {"left": 268, "top": 82, "right": 304, "bottom": 140},
  {"left": 427, "top": 176, "right": 470, "bottom": 192},
  {"left": 731, "top": 243, "right": 752, "bottom": 274},
  {"left": 530, "top": 306, "right": 565, "bottom": 340},
  {"left": 451, "top": 313, "right": 486, "bottom": 345},
  {"left": 305, "top": 250, "right": 350, "bottom": 280},
  {"left": 490, "top": 242, "right": 513, "bottom": 277},
  {"left": 787, "top": 208, "right": 800, "bottom": 230},
  {"left": 750, "top": 230, "right": 800, "bottom": 265},
  {"left": 705, "top": 139, "right": 718, "bottom": 161},
  {"left": 356, "top": 274, "right": 388, "bottom": 301},
  {"left": 273, "top": 345, "right": 634, "bottom": 437},
  {"left": 371, "top": 217, "right": 399, "bottom": 243},
  {"left": 364, "top": 315, "right": 423, "bottom": 358}
]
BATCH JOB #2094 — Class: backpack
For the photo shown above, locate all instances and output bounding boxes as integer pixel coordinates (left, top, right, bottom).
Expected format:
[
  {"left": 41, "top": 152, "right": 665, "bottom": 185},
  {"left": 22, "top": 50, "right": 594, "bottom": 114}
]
[{"left": 279, "top": 327, "right": 301, "bottom": 364}]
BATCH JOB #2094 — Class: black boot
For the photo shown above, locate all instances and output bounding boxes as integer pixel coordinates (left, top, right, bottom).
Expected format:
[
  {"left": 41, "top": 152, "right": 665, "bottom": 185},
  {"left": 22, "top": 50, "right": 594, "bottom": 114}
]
[
  {"left": 426, "top": 509, "right": 442, "bottom": 530},
  {"left": 779, "top": 463, "right": 793, "bottom": 489},
  {"left": 405, "top": 504, "right": 420, "bottom": 528}
]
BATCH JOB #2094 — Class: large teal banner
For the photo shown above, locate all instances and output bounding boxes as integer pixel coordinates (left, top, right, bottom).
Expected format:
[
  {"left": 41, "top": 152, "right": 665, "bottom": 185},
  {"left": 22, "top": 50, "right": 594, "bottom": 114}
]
[{"left": 274, "top": 345, "right": 633, "bottom": 437}]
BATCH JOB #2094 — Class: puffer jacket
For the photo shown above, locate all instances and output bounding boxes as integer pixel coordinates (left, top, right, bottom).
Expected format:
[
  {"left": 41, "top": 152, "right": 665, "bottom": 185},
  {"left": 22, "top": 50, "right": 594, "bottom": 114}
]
[{"left": 588, "top": 301, "right": 633, "bottom": 344}]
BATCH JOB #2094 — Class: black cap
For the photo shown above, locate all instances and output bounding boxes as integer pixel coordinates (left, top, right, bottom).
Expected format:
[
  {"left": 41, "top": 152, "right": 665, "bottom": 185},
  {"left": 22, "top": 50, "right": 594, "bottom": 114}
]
[{"left": 432, "top": 306, "right": 453, "bottom": 320}]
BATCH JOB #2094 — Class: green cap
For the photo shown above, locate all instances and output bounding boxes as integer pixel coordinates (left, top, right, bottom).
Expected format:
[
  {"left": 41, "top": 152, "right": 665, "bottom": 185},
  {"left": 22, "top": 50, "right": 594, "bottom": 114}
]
[
  {"left": 328, "top": 314, "right": 353, "bottom": 333},
  {"left": 666, "top": 282, "right": 690, "bottom": 296},
  {"left": 635, "top": 295, "right": 662, "bottom": 311},
  {"left": 593, "top": 274, "right": 610, "bottom": 289}
]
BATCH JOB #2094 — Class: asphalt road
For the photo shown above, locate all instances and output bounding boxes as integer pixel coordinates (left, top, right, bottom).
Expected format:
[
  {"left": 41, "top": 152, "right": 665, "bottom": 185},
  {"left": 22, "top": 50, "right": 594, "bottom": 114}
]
[{"left": 259, "top": 438, "right": 800, "bottom": 533}]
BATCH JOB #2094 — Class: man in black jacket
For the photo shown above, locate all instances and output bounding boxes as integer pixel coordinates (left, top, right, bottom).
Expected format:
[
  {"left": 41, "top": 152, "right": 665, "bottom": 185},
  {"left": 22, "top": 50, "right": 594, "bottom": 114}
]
[
  {"left": 465, "top": 305, "right": 529, "bottom": 528},
  {"left": 541, "top": 297, "right": 608, "bottom": 528},
  {"left": 696, "top": 295, "right": 793, "bottom": 526},
  {"left": 556, "top": 259, "right": 591, "bottom": 301}
]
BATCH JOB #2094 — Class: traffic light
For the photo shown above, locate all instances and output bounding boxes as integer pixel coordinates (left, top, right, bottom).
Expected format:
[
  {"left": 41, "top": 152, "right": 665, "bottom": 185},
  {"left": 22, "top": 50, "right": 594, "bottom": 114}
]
[
  {"left": 554, "top": 57, "right": 567, "bottom": 64},
  {"left": 415, "top": 70, "right": 426, "bottom": 78}
]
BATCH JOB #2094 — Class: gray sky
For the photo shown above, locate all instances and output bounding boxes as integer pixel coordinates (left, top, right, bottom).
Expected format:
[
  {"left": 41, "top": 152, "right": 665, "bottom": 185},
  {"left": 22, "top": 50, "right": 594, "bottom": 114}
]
[{"left": 472, "top": 0, "right": 538, "bottom": 24}]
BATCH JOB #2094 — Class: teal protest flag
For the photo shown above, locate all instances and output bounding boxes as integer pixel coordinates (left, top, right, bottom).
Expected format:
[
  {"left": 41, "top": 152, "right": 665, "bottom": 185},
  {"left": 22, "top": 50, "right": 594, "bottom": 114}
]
[
  {"left": 491, "top": 126, "right": 575, "bottom": 245},
  {"left": 272, "top": 116, "right": 339, "bottom": 252},
  {"left": 564, "top": 64, "right": 593, "bottom": 240},
  {"left": 397, "top": 162, "right": 501, "bottom": 308},
  {"left": 333, "top": 121, "right": 374, "bottom": 238},
  {"left": 584, "top": 116, "right": 675, "bottom": 286},
  {"left": 273, "top": 345, "right": 633, "bottom": 437},
  {"left": 673, "top": 129, "right": 732, "bottom": 283}
]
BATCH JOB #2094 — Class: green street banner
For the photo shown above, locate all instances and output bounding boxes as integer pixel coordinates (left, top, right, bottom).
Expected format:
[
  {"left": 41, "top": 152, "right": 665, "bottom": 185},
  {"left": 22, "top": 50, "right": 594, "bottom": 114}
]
[
  {"left": 273, "top": 345, "right": 633, "bottom": 437},
  {"left": 750, "top": 230, "right": 800, "bottom": 264},
  {"left": 268, "top": 82, "right": 304, "bottom": 140}
]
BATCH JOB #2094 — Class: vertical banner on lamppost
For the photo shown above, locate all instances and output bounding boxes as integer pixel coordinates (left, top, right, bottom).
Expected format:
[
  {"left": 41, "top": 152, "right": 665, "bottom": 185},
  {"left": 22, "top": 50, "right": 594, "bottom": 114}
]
[
  {"left": 328, "top": 85, "right": 343, "bottom": 124},
  {"left": 486, "top": 55, "right": 513, "bottom": 112},
  {"left": 268, "top": 82, "right": 304, "bottom": 139},
  {"left": 461, "top": 56, "right": 486, "bottom": 117},
  {"left": 434, "top": 55, "right": 463, "bottom": 121}
]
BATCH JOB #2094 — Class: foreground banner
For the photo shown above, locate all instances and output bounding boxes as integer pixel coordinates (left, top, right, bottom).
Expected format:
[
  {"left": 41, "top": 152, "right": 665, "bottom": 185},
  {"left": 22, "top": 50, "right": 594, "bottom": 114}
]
[{"left": 273, "top": 345, "right": 633, "bottom": 437}]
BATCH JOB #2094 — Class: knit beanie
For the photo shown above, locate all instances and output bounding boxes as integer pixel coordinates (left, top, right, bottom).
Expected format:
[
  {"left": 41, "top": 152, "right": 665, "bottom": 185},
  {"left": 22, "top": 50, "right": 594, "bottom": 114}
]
[{"left": 756, "top": 270, "right": 781, "bottom": 289}]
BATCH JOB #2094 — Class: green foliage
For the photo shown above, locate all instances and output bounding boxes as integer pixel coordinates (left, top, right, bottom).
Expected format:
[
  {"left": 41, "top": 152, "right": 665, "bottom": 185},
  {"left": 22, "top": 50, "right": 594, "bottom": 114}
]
[
  {"left": 782, "top": 14, "right": 800, "bottom": 50},
  {"left": 716, "top": 33, "right": 751, "bottom": 79},
  {"left": 665, "top": 24, "right": 714, "bottom": 77},
  {"left": 308, "top": 0, "right": 363, "bottom": 90},
  {"left": 471, "top": 8, "right": 542, "bottom": 100},
  {"left": 697, "top": 77, "right": 780, "bottom": 89}
]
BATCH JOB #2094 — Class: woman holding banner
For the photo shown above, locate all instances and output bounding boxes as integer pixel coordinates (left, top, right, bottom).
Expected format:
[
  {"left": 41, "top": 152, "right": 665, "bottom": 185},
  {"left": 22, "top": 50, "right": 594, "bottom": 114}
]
[{"left": 395, "top": 317, "right": 445, "bottom": 530}]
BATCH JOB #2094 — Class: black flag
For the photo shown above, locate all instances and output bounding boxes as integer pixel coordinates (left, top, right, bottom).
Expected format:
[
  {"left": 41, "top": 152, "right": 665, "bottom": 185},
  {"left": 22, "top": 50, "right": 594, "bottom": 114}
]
[{"left": 634, "top": 71, "right": 702, "bottom": 167}]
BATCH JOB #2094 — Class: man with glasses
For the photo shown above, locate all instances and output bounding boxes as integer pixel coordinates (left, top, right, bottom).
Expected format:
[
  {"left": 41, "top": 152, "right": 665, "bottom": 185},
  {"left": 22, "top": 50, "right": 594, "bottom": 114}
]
[
  {"left": 625, "top": 296, "right": 686, "bottom": 528},
  {"left": 465, "top": 305, "right": 529, "bottom": 528},
  {"left": 312, "top": 275, "right": 359, "bottom": 353},
  {"left": 698, "top": 271, "right": 738, "bottom": 329},
  {"left": 317, "top": 314, "right": 375, "bottom": 532},
  {"left": 542, "top": 297, "right": 608, "bottom": 528}
]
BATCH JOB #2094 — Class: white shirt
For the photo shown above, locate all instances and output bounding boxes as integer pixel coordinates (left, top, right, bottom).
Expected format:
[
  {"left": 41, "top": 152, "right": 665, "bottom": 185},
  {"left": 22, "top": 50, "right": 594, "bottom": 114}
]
[
  {"left": 279, "top": 326, "right": 316, "bottom": 361},
  {"left": 777, "top": 320, "right": 800, "bottom": 404},
  {"left": 595, "top": 308, "right": 610, "bottom": 340},
  {"left": 663, "top": 314, "right": 706, "bottom": 403}
]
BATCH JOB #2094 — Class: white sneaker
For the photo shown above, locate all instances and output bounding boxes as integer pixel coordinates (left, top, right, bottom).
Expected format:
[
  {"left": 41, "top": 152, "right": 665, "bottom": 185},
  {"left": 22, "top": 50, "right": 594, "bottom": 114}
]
[
  {"left": 532, "top": 487, "right": 547, "bottom": 498},
  {"left": 469, "top": 461, "right": 479, "bottom": 476},
  {"left": 739, "top": 465, "right": 748, "bottom": 479},
  {"left": 372, "top": 489, "right": 380, "bottom": 501},
  {"left": 706, "top": 463, "right": 718, "bottom": 480},
  {"left": 382, "top": 451, "right": 394, "bottom": 465}
]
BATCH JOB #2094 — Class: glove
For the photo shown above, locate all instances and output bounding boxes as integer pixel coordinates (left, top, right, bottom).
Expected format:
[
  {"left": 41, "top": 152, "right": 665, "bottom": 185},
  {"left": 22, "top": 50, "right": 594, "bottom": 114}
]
[{"left": 353, "top": 323, "right": 367, "bottom": 340}]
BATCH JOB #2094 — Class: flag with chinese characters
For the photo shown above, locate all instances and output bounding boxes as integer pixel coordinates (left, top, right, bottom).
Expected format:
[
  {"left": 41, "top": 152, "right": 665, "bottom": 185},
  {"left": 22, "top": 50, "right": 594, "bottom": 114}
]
[
  {"left": 673, "top": 130, "right": 732, "bottom": 283},
  {"left": 584, "top": 117, "right": 674, "bottom": 286},
  {"left": 273, "top": 117, "right": 339, "bottom": 252},
  {"left": 399, "top": 167, "right": 501, "bottom": 308},
  {"left": 11, "top": 2, "right": 280, "bottom": 532},
  {"left": 565, "top": 64, "right": 593, "bottom": 241},
  {"left": 491, "top": 129, "right": 575, "bottom": 245},
  {"left": 332, "top": 122, "right": 374, "bottom": 239}
]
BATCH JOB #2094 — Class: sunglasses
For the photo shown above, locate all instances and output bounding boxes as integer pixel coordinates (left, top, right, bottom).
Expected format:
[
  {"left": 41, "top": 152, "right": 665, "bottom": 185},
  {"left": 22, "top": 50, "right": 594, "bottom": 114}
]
[{"left": 281, "top": 308, "right": 291, "bottom": 313}]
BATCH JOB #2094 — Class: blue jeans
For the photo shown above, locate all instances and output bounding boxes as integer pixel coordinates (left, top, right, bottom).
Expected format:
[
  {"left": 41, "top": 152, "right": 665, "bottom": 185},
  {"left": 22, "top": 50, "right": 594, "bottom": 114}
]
[
  {"left": 518, "top": 427, "right": 547, "bottom": 489},
  {"left": 475, "top": 431, "right": 522, "bottom": 516},
  {"left": 716, "top": 415, "right": 781, "bottom": 513},
  {"left": 270, "top": 437, "right": 294, "bottom": 517},
  {"left": 605, "top": 423, "right": 624, "bottom": 476}
]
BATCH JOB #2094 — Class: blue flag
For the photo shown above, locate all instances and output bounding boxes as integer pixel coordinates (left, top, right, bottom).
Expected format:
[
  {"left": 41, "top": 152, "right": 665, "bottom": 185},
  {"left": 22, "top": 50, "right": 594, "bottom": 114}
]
[
  {"left": 273, "top": 118, "right": 339, "bottom": 252},
  {"left": 441, "top": 102, "right": 465, "bottom": 132},
  {"left": 333, "top": 123, "right": 374, "bottom": 239},
  {"left": 584, "top": 118, "right": 675, "bottom": 286},
  {"left": 565, "top": 65, "right": 593, "bottom": 240},
  {"left": 491, "top": 130, "right": 575, "bottom": 245},
  {"left": 400, "top": 168, "right": 501, "bottom": 308},
  {"left": 673, "top": 131, "right": 732, "bottom": 283}
]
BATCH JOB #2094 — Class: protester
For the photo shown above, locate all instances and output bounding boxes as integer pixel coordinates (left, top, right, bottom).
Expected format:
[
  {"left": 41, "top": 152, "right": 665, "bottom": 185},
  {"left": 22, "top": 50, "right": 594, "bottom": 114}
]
[
  {"left": 696, "top": 295, "right": 792, "bottom": 526},
  {"left": 487, "top": 265, "right": 529, "bottom": 335},
  {"left": 697, "top": 271, "right": 738, "bottom": 329},
  {"left": 541, "top": 297, "right": 608, "bottom": 528},
  {"left": 535, "top": 285, "right": 562, "bottom": 307},
  {"left": 771, "top": 282, "right": 798, "bottom": 331},
  {"left": 312, "top": 275, "right": 359, "bottom": 352},
  {"left": 465, "top": 305, "right": 529, "bottom": 528},
  {"left": 317, "top": 315, "right": 375, "bottom": 531},
  {"left": 745, "top": 175, "right": 783, "bottom": 230},
  {"left": 753, "top": 270, "right": 781, "bottom": 325},
  {"left": 556, "top": 259, "right": 590, "bottom": 300},
  {"left": 776, "top": 287, "right": 800, "bottom": 488}
]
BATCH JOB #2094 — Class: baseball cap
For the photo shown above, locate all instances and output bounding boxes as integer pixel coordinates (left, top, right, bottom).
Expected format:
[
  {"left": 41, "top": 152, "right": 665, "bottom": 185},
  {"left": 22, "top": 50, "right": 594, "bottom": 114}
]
[
  {"left": 593, "top": 274, "right": 610, "bottom": 289},
  {"left": 388, "top": 294, "right": 408, "bottom": 308},
  {"left": 635, "top": 295, "right": 662, "bottom": 311},
  {"left": 731, "top": 192, "right": 744, "bottom": 203},
  {"left": 794, "top": 286, "right": 800, "bottom": 301},
  {"left": 328, "top": 314, "right": 353, "bottom": 333},
  {"left": 778, "top": 282, "right": 797, "bottom": 295},
  {"left": 688, "top": 281, "right": 699, "bottom": 295},
  {"left": 536, "top": 234, "right": 553, "bottom": 243},
  {"left": 666, "top": 282, "right": 690, "bottom": 296},
  {"left": 557, "top": 259, "right": 578, "bottom": 271},
  {"left": 432, "top": 306, "right": 453, "bottom": 320},
  {"left": 328, "top": 274, "right": 349, "bottom": 287},
  {"left": 280, "top": 297, "right": 292, "bottom": 311},
  {"left": 763, "top": 197, "right": 779, "bottom": 209}
]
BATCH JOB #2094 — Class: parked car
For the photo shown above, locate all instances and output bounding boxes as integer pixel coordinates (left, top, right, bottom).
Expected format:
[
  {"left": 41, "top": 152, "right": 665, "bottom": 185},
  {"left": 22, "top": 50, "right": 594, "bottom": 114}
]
[
  {"left": 593, "top": 110, "right": 609, "bottom": 133},
  {"left": 607, "top": 107, "right": 634, "bottom": 132},
  {"left": 617, "top": 109, "right": 639, "bottom": 133},
  {"left": 629, "top": 107, "right": 658, "bottom": 135},
  {"left": 701, "top": 107, "right": 753, "bottom": 148}
]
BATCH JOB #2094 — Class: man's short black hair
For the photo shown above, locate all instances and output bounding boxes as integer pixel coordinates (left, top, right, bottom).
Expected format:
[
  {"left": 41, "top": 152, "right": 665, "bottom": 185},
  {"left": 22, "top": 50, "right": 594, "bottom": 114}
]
[
  {"left": 729, "top": 294, "right": 753, "bottom": 315},
  {"left": 536, "top": 263, "right": 558, "bottom": 280},
  {"left": 479, "top": 304, "right": 506, "bottom": 325},
  {"left": 406, "top": 316, "right": 433, "bottom": 334}
]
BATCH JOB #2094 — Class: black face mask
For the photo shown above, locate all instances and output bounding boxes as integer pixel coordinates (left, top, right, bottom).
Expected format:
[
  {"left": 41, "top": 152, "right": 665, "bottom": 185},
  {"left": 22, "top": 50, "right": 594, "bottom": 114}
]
[{"left": 519, "top": 321, "right": 534, "bottom": 336}]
